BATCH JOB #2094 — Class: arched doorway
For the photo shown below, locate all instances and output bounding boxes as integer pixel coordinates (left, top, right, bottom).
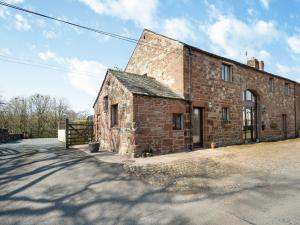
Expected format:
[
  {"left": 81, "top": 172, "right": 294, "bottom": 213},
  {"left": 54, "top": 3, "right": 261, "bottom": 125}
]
[{"left": 242, "top": 90, "right": 258, "bottom": 142}]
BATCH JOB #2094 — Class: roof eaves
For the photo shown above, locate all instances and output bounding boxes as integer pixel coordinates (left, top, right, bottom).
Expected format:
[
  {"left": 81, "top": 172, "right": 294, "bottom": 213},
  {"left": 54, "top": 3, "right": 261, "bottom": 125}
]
[{"left": 183, "top": 44, "right": 299, "bottom": 84}]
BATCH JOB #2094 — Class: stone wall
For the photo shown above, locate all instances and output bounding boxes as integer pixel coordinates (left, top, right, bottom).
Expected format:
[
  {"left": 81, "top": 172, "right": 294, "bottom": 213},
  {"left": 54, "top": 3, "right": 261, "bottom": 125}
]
[
  {"left": 125, "top": 30, "right": 185, "bottom": 97},
  {"left": 133, "top": 95, "right": 188, "bottom": 157},
  {"left": 0, "top": 129, "right": 22, "bottom": 143},
  {"left": 94, "top": 72, "right": 135, "bottom": 156},
  {"left": 296, "top": 84, "right": 300, "bottom": 135},
  {"left": 184, "top": 47, "right": 298, "bottom": 147}
]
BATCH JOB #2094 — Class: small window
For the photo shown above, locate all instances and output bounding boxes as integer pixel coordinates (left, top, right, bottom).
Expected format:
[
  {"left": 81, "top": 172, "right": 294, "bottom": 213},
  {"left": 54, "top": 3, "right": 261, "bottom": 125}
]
[
  {"left": 221, "top": 64, "right": 232, "bottom": 81},
  {"left": 284, "top": 83, "right": 290, "bottom": 96},
  {"left": 111, "top": 104, "right": 118, "bottom": 127},
  {"left": 269, "top": 78, "right": 274, "bottom": 92},
  {"left": 173, "top": 114, "right": 183, "bottom": 130},
  {"left": 222, "top": 108, "right": 229, "bottom": 121},
  {"left": 103, "top": 96, "right": 108, "bottom": 112}
]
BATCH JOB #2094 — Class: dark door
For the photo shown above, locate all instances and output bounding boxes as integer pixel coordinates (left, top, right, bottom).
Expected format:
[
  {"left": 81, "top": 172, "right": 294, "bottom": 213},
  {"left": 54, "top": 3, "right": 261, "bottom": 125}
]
[
  {"left": 282, "top": 114, "right": 287, "bottom": 139},
  {"left": 243, "top": 90, "right": 257, "bottom": 142},
  {"left": 243, "top": 107, "right": 257, "bottom": 142},
  {"left": 193, "top": 108, "right": 203, "bottom": 147}
]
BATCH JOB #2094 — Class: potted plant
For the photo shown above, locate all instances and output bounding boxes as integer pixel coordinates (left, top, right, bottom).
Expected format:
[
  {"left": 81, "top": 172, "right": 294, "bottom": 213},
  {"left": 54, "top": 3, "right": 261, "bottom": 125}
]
[
  {"left": 89, "top": 140, "right": 100, "bottom": 153},
  {"left": 211, "top": 141, "right": 217, "bottom": 149}
]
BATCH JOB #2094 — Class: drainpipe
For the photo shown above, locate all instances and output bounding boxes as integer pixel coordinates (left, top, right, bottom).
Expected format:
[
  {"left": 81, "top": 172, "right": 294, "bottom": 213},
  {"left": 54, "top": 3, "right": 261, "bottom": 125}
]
[
  {"left": 294, "top": 83, "right": 298, "bottom": 137},
  {"left": 188, "top": 47, "right": 193, "bottom": 150}
]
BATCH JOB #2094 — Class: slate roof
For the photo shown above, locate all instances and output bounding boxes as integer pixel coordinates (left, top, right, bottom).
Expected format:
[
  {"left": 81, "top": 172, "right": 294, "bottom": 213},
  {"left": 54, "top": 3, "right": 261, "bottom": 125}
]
[{"left": 109, "top": 69, "right": 184, "bottom": 100}]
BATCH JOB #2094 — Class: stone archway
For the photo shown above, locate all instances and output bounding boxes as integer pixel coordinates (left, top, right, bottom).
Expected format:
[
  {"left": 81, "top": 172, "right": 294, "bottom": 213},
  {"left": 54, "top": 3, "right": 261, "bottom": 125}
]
[{"left": 242, "top": 90, "right": 258, "bottom": 142}]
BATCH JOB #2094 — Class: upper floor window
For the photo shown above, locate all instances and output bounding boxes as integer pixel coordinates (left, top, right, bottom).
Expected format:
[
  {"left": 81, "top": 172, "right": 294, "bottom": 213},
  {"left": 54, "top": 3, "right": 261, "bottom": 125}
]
[
  {"left": 111, "top": 104, "right": 118, "bottom": 127},
  {"left": 222, "top": 108, "right": 229, "bottom": 122},
  {"left": 221, "top": 63, "right": 232, "bottom": 81},
  {"left": 173, "top": 114, "right": 183, "bottom": 130},
  {"left": 103, "top": 96, "right": 108, "bottom": 112},
  {"left": 284, "top": 83, "right": 291, "bottom": 96},
  {"left": 269, "top": 78, "right": 274, "bottom": 92}
]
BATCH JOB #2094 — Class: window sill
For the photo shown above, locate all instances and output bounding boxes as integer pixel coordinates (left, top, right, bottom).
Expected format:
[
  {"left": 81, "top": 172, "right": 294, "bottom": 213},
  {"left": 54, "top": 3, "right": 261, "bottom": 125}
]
[{"left": 173, "top": 129, "right": 184, "bottom": 131}]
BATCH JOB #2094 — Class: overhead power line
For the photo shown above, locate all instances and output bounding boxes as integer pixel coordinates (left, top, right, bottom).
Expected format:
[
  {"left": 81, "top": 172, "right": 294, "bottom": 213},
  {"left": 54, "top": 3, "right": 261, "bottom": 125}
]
[
  {"left": 0, "top": 1, "right": 139, "bottom": 44},
  {"left": 0, "top": 1, "right": 180, "bottom": 53},
  {"left": 0, "top": 1, "right": 184, "bottom": 75},
  {"left": 0, "top": 54, "right": 101, "bottom": 78}
]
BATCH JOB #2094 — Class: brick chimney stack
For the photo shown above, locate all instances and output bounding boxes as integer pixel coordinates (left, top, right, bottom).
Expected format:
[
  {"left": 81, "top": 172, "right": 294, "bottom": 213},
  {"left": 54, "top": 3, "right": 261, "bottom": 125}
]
[
  {"left": 247, "top": 57, "right": 264, "bottom": 71},
  {"left": 259, "top": 60, "right": 264, "bottom": 71}
]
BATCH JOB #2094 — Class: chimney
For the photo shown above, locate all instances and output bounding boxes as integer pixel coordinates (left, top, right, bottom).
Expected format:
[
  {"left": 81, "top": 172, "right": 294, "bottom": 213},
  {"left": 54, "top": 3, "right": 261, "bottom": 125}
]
[
  {"left": 247, "top": 57, "right": 259, "bottom": 69},
  {"left": 259, "top": 60, "right": 264, "bottom": 71},
  {"left": 247, "top": 57, "right": 265, "bottom": 71}
]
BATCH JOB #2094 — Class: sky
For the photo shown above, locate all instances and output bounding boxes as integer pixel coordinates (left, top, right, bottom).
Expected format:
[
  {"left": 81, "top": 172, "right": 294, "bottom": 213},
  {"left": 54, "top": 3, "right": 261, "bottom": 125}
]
[{"left": 1, "top": 0, "right": 300, "bottom": 113}]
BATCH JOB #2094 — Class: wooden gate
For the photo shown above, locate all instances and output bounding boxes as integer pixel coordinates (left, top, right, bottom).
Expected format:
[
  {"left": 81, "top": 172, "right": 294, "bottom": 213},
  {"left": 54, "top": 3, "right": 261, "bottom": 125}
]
[{"left": 65, "top": 119, "right": 93, "bottom": 148}]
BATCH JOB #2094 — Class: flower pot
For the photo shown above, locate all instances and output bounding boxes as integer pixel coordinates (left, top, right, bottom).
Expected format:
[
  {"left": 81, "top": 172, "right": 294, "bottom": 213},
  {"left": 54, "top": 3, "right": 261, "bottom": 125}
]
[
  {"left": 211, "top": 142, "right": 216, "bottom": 149},
  {"left": 89, "top": 142, "right": 100, "bottom": 153}
]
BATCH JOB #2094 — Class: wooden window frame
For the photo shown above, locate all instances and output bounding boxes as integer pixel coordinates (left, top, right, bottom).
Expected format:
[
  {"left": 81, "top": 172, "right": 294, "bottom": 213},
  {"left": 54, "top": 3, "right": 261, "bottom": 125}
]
[
  {"left": 103, "top": 96, "right": 108, "bottom": 112},
  {"left": 221, "top": 63, "right": 232, "bottom": 82},
  {"left": 173, "top": 113, "right": 183, "bottom": 130},
  {"left": 269, "top": 78, "right": 274, "bottom": 92},
  {"left": 284, "top": 83, "right": 291, "bottom": 96},
  {"left": 111, "top": 104, "right": 118, "bottom": 127},
  {"left": 222, "top": 107, "right": 230, "bottom": 122}
]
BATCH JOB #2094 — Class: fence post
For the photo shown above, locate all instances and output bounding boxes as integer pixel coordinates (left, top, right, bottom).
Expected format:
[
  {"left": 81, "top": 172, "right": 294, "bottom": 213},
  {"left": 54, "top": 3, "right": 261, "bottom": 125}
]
[{"left": 65, "top": 118, "right": 69, "bottom": 149}]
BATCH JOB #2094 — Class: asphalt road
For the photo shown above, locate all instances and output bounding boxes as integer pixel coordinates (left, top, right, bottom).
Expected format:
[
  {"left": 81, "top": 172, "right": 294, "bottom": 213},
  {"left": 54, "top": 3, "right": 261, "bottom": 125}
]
[{"left": 0, "top": 139, "right": 299, "bottom": 225}]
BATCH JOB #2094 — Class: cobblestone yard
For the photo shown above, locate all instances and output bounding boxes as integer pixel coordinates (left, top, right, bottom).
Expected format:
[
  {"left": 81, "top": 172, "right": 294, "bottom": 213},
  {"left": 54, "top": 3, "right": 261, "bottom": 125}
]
[{"left": 124, "top": 139, "right": 300, "bottom": 193}]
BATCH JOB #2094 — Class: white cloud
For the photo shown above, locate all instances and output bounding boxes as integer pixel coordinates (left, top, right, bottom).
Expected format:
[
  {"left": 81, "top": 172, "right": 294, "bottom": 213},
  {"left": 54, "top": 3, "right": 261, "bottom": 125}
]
[
  {"left": 260, "top": 0, "right": 270, "bottom": 9},
  {"left": 276, "top": 63, "right": 300, "bottom": 78},
  {"left": 38, "top": 51, "right": 57, "bottom": 61},
  {"left": 6, "top": 0, "right": 25, "bottom": 3},
  {"left": 43, "top": 30, "right": 58, "bottom": 39},
  {"left": 201, "top": 5, "right": 279, "bottom": 59},
  {"left": 162, "top": 18, "right": 195, "bottom": 41},
  {"left": 287, "top": 36, "right": 300, "bottom": 54},
  {"left": 0, "top": 48, "right": 12, "bottom": 56},
  {"left": 14, "top": 14, "right": 31, "bottom": 31},
  {"left": 68, "top": 59, "right": 107, "bottom": 95},
  {"left": 80, "top": 0, "right": 158, "bottom": 28},
  {"left": 258, "top": 50, "right": 271, "bottom": 61}
]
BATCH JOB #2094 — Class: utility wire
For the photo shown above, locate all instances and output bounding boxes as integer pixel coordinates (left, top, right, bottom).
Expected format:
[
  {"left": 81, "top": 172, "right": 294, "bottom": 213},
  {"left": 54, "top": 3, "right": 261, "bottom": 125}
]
[
  {"left": 0, "top": 54, "right": 101, "bottom": 77},
  {"left": 0, "top": 56, "right": 101, "bottom": 78},
  {"left": 0, "top": 1, "right": 139, "bottom": 44},
  {"left": 0, "top": 1, "right": 184, "bottom": 76},
  {"left": 0, "top": 1, "right": 180, "bottom": 53}
]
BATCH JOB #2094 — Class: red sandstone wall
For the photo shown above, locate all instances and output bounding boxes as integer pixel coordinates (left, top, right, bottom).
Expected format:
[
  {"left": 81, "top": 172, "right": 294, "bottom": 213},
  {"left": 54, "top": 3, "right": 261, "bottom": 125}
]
[
  {"left": 296, "top": 84, "right": 300, "bottom": 135},
  {"left": 94, "top": 73, "right": 135, "bottom": 156},
  {"left": 132, "top": 95, "right": 188, "bottom": 156},
  {"left": 125, "top": 30, "right": 185, "bottom": 97},
  {"left": 184, "top": 47, "right": 297, "bottom": 147}
]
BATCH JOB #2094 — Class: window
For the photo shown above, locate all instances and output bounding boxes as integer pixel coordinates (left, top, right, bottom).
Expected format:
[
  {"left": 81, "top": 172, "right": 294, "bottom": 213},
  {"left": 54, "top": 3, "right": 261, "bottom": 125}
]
[
  {"left": 111, "top": 104, "right": 118, "bottom": 127},
  {"left": 173, "top": 114, "right": 183, "bottom": 130},
  {"left": 284, "top": 83, "right": 291, "bottom": 96},
  {"left": 269, "top": 78, "right": 274, "bottom": 92},
  {"left": 243, "top": 90, "right": 256, "bottom": 102},
  {"left": 221, "top": 64, "right": 232, "bottom": 81},
  {"left": 103, "top": 96, "right": 108, "bottom": 112},
  {"left": 222, "top": 108, "right": 229, "bottom": 121}
]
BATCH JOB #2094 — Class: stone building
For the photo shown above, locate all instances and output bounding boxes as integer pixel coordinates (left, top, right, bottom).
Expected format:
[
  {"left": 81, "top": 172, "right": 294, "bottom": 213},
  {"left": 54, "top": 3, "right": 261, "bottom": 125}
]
[{"left": 94, "top": 29, "right": 300, "bottom": 157}]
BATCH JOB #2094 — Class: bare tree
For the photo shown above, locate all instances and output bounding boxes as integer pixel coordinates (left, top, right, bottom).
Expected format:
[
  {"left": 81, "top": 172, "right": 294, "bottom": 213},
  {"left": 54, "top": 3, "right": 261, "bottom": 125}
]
[{"left": 0, "top": 93, "right": 90, "bottom": 138}]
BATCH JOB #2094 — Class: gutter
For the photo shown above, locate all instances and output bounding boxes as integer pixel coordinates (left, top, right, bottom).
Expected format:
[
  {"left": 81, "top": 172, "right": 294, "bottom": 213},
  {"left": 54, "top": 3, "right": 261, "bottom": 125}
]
[
  {"left": 294, "top": 83, "right": 298, "bottom": 137},
  {"left": 188, "top": 47, "right": 193, "bottom": 150}
]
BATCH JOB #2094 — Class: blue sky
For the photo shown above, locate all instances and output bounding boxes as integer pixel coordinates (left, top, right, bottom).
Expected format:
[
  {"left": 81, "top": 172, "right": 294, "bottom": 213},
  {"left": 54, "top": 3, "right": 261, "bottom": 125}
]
[{"left": 1, "top": 0, "right": 300, "bottom": 113}]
